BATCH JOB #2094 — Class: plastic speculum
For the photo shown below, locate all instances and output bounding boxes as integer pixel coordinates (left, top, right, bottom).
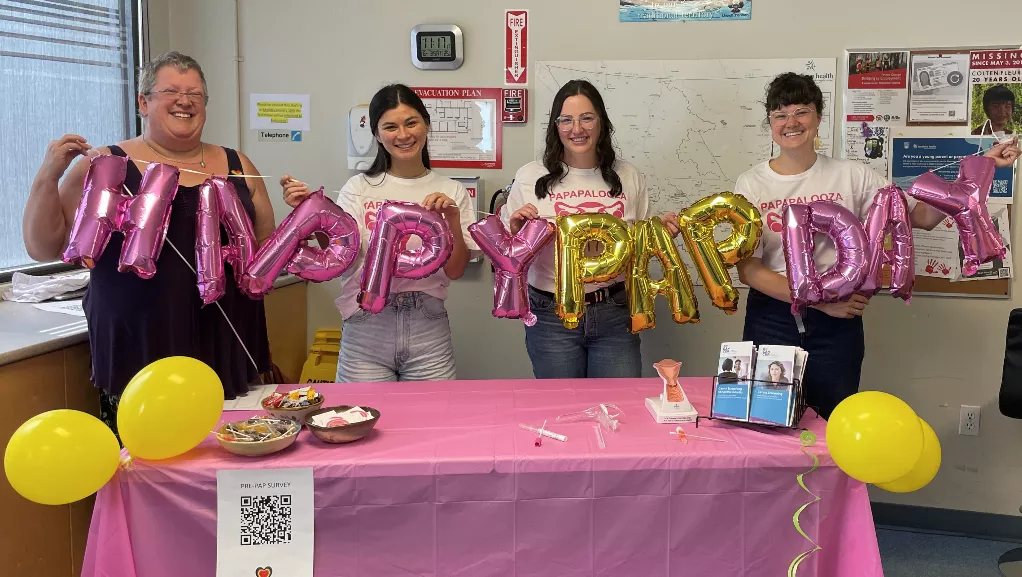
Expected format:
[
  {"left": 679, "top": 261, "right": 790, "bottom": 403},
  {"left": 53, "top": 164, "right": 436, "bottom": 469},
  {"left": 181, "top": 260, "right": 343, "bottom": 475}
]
[{"left": 556, "top": 403, "right": 623, "bottom": 432}]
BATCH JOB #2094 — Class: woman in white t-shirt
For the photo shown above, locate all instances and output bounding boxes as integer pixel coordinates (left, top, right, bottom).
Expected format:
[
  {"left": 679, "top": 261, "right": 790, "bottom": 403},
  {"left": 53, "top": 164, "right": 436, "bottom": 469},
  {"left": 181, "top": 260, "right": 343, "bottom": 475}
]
[
  {"left": 282, "top": 84, "right": 478, "bottom": 382},
  {"left": 503, "top": 80, "right": 651, "bottom": 378},
  {"left": 671, "top": 72, "right": 1019, "bottom": 418}
]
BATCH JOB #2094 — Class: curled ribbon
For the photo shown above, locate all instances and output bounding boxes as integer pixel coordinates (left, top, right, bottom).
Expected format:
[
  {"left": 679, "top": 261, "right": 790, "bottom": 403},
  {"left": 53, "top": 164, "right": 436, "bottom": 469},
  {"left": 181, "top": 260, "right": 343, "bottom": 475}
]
[{"left": 789, "top": 430, "right": 822, "bottom": 577}]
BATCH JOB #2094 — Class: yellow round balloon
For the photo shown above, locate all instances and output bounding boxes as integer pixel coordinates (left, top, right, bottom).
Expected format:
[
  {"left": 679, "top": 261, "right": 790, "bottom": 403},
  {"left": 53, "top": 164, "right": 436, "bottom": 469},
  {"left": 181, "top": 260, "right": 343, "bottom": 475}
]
[
  {"left": 825, "top": 391, "right": 924, "bottom": 484},
  {"left": 117, "top": 356, "right": 224, "bottom": 460},
  {"left": 876, "top": 418, "right": 941, "bottom": 493},
  {"left": 4, "top": 409, "right": 120, "bottom": 505}
]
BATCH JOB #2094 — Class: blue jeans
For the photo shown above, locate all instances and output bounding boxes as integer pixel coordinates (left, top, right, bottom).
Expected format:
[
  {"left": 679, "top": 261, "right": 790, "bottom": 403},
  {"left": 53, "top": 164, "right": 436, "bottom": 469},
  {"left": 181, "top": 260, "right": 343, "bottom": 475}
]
[
  {"left": 337, "top": 292, "right": 456, "bottom": 382},
  {"left": 742, "top": 288, "right": 865, "bottom": 419},
  {"left": 524, "top": 285, "right": 642, "bottom": 378}
]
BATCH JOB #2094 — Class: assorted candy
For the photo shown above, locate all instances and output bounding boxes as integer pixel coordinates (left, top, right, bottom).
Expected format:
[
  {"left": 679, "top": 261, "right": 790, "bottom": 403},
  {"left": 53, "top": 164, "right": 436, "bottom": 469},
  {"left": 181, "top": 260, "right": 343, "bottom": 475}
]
[
  {"left": 263, "top": 386, "right": 323, "bottom": 409},
  {"left": 216, "top": 417, "right": 299, "bottom": 443}
]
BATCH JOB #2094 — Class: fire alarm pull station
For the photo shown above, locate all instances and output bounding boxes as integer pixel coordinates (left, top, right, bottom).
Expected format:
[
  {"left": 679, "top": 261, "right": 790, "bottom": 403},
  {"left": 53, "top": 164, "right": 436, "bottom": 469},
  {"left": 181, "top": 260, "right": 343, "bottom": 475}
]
[{"left": 502, "top": 88, "right": 527, "bottom": 123}]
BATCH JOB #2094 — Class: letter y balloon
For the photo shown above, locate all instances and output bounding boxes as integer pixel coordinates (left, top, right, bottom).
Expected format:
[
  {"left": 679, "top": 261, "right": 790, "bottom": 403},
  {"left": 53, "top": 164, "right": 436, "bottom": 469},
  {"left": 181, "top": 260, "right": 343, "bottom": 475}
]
[
  {"left": 905, "top": 155, "right": 1005, "bottom": 276},
  {"left": 468, "top": 215, "right": 555, "bottom": 326}
]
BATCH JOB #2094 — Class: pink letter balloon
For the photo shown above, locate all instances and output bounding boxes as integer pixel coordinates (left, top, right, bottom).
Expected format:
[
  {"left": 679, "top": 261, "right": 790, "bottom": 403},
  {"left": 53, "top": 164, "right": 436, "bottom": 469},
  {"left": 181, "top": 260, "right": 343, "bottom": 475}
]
[
  {"left": 358, "top": 201, "right": 454, "bottom": 313},
  {"left": 240, "top": 189, "right": 360, "bottom": 298},
  {"left": 63, "top": 155, "right": 179, "bottom": 279},
  {"left": 858, "top": 185, "right": 914, "bottom": 301},
  {"left": 781, "top": 201, "right": 868, "bottom": 315},
  {"left": 905, "top": 155, "right": 1004, "bottom": 276},
  {"left": 195, "top": 177, "right": 258, "bottom": 305},
  {"left": 468, "top": 215, "right": 555, "bottom": 326}
]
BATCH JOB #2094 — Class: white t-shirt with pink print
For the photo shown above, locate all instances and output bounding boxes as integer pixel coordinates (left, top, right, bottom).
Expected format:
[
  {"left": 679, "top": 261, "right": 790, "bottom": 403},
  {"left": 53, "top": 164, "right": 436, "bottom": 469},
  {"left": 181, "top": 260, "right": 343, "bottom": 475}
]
[
  {"left": 502, "top": 160, "right": 650, "bottom": 293},
  {"left": 333, "top": 171, "right": 479, "bottom": 320},
  {"left": 734, "top": 154, "right": 916, "bottom": 275}
]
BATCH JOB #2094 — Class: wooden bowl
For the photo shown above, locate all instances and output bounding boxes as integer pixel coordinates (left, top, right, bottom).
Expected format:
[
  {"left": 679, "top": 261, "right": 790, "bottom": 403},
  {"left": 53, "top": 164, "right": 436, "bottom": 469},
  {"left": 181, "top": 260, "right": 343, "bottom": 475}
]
[
  {"left": 215, "top": 418, "right": 301, "bottom": 457},
  {"left": 261, "top": 393, "right": 325, "bottom": 422},
  {"left": 304, "top": 405, "right": 380, "bottom": 444}
]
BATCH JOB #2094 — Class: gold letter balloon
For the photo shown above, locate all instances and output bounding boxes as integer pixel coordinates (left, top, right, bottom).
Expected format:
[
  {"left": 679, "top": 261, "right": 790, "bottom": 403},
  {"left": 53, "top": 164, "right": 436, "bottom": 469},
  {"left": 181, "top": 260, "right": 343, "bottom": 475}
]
[
  {"left": 628, "top": 216, "right": 699, "bottom": 333},
  {"left": 678, "top": 192, "right": 762, "bottom": 313},
  {"left": 555, "top": 214, "right": 633, "bottom": 329}
]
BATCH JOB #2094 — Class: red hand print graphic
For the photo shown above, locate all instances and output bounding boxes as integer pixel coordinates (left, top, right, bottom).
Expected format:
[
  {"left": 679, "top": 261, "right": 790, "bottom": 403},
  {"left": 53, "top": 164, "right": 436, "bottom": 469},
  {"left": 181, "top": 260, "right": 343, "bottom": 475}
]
[
  {"left": 553, "top": 200, "right": 625, "bottom": 217},
  {"left": 925, "top": 259, "right": 952, "bottom": 276}
]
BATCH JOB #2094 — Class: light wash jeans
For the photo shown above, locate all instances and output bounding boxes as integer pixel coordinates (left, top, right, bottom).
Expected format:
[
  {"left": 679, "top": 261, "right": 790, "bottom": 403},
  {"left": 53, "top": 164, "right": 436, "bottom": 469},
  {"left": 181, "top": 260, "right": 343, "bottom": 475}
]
[
  {"left": 336, "top": 292, "right": 457, "bottom": 382},
  {"left": 524, "top": 285, "right": 642, "bottom": 378}
]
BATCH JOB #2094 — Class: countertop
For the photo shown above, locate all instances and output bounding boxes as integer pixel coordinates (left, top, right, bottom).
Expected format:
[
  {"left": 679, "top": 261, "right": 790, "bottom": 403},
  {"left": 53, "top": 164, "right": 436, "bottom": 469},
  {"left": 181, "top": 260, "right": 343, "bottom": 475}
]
[{"left": 0, "top": 273, "right": 304, "bottom": 367}]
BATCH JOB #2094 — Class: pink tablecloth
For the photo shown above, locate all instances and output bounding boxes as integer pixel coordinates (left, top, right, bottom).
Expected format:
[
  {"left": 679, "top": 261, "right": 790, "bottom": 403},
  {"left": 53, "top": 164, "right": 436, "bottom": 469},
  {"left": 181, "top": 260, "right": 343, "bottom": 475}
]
[{"left": 82, "top": 378, "right": 883, "bottom": 577}]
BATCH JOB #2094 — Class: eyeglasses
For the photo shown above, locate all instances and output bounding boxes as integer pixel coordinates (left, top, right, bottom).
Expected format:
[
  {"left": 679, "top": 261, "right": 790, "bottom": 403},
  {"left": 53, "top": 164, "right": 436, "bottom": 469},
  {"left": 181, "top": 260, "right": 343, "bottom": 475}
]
[
  {"left": 768, "top": 107, "right": 814, "bottom": 124},
  {"left": 556, "top": 113, "right": 599, "bottom": 131},
  {"left": 146, "top": 89, "right": 208, "bottom": 104}
]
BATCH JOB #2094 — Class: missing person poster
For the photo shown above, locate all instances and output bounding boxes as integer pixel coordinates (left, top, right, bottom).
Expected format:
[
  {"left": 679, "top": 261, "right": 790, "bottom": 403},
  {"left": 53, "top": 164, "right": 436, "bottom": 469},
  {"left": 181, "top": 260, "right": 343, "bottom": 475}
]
[{"left": 969, "top": 50, "right": 1022, "bottom": 137}]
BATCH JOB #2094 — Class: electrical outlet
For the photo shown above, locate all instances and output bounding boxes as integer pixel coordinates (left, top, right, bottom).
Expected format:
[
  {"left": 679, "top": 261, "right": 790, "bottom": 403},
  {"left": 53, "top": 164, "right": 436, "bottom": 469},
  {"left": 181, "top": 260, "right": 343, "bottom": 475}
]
[{"left": 959, "top": 405, "right": 980, "bottom": 436}]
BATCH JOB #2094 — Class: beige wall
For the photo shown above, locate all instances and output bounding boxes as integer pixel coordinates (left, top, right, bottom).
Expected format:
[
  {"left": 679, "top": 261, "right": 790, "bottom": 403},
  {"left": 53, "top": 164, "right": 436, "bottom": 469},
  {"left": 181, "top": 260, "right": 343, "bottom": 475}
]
[{"left": 158, "top": 0, "right": 1022, "bottom": 516}]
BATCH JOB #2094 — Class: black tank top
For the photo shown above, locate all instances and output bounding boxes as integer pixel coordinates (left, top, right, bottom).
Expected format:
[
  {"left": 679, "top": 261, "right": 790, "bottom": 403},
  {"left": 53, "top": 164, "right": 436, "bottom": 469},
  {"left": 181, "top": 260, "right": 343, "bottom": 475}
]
[{"left": 83, "top": 145, "right": 270, "bottom": 398}]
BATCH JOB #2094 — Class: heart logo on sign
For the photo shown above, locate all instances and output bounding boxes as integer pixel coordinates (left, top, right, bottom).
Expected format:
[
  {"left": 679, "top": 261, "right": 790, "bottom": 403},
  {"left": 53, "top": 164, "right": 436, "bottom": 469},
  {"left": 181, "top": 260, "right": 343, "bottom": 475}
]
[{"left": 255, "top": 568, "right": 272, "bottom": 577}]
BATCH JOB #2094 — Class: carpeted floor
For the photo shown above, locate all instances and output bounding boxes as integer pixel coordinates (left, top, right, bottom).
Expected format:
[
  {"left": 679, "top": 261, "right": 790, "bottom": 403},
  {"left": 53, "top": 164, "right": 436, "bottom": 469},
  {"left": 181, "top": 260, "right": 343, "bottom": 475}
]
[{"left": 877, "top": 528, "right": 1021, "bottom": 577}]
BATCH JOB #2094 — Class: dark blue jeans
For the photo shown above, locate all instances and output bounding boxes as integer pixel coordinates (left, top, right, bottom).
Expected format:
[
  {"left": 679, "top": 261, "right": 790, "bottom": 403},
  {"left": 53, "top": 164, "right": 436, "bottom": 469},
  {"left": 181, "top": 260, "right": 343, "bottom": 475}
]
[
  {"left": 742, "top": 288, "right": 865, "bottom": 419},
  {"left": 525, "top": 285, "right": 642, "bottom": 378}
]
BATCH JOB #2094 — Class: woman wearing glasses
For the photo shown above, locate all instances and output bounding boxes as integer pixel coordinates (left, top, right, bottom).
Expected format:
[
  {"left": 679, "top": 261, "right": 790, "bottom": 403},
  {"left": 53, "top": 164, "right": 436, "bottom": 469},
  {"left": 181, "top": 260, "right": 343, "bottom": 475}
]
[
  {"left": 705, "top": 72, "right": 1019, "bottom": 418},
  {"left": 503, "top": 79, "right": 651, "bottom": 378},
  {"left": 23, "top": 51, "right": 276, "bottom": 434}
]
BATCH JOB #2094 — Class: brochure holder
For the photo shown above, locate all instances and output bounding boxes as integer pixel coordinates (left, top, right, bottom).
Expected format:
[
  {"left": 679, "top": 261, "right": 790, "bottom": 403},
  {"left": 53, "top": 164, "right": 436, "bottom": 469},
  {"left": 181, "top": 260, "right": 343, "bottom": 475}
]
[{"left": 696, "top": 376, "right": 819, "bottom": 431}]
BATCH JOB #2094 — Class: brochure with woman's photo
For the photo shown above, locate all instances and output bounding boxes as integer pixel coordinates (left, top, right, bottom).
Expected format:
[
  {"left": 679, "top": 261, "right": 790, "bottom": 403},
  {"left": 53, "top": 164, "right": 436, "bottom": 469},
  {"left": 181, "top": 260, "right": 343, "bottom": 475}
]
[
  {"left": 749, "top": 345, "right": 800, "bottom": 426},
  {"left": 754, "top": 345, "right": 797, "bottom": 384}
]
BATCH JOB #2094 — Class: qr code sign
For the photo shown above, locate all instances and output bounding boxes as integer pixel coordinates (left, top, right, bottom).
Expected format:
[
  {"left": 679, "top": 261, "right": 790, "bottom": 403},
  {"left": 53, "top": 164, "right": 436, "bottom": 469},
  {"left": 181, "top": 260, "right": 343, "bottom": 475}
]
[
  {"left": 240, "top": 495, "right": 292, "bottom": 546},
  {"left": 993, "top": 180, "right": 1008, "bottom": 195}
]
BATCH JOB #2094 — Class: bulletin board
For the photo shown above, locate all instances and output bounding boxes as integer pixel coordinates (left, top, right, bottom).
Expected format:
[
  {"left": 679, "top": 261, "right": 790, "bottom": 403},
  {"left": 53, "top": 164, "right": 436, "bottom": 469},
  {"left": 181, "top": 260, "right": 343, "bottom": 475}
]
[{"left": 844, "top": 44, "right": 1019, "bottom": 299}]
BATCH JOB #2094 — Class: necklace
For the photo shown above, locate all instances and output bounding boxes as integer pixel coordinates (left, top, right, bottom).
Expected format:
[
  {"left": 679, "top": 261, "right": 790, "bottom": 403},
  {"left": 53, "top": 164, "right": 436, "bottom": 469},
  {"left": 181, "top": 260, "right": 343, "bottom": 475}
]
[
  {"left": 143, "top": 137, "right": 205, "bottom": 168},
  {"left": 388, "top": 167, "right": 429, "bottom": 178}
]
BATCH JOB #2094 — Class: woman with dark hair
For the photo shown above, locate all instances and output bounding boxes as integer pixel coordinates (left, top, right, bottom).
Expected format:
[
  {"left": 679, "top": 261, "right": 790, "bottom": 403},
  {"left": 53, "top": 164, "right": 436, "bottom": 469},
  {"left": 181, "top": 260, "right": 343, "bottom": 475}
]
[
  {"left": 283, "top": 84, "right": 477, "bottom": 382},
  {"left": 502, "top": 79, "right": 652, "bottom": 378},
  {"left": 765, "top": 361, "right": 789, "bottom": 384},
  {"left": 675, "top": 72, "right": 1018, "bottom": 418}
]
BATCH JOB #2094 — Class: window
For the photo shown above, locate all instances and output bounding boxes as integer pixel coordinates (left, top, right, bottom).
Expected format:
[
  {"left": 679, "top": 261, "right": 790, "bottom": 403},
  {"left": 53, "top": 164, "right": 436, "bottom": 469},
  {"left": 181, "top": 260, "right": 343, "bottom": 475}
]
[{"left": 0, "top": 0, "right": 141, "bottom": 277}]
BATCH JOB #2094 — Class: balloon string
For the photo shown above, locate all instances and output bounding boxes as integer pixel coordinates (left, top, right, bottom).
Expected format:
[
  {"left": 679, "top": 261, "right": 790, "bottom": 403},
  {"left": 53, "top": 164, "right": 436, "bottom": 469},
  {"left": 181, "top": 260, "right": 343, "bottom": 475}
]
[
  {"left": 120, "top": 184, "right": 264, "bottom": 383},
  {"left": 789, "top": 431, "right": 822, "bottom": 577},
  {"left": 128, "top": 157, "right": 273, "bottom": 179},
  {"left": 122, "top": 143, "right": 1010, "bottom": 199}
]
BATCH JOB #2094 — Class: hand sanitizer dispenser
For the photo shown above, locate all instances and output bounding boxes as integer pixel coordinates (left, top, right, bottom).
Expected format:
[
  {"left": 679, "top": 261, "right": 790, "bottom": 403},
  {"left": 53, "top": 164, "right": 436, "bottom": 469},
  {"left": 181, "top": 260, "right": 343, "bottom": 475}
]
[{"left": 347, "top": 104, "right": 376, "bottom": 171}]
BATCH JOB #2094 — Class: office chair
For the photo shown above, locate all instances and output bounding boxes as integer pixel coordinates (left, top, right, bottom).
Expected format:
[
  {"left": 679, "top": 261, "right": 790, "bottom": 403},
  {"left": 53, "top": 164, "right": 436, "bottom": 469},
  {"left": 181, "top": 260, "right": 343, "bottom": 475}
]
[{"left": 998, "top": 308, "right": 1022, "bottom": 576}]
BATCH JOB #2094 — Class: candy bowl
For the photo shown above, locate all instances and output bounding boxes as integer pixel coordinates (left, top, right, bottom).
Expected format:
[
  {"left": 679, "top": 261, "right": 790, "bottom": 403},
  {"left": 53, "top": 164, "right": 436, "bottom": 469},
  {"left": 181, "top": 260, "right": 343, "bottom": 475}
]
[
  {"left": 304, "top": 405, "right": 380, "bottom": 444},
  {"left": 261, "top": 386, "right": 325, "bottom": 422},
  {"left": 215, "top": 417, "right": 301, "bottom": 457}
]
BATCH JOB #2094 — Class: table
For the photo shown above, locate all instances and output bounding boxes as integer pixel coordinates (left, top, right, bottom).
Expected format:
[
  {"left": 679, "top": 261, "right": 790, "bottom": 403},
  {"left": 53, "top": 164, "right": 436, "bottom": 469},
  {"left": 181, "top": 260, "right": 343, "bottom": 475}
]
[{"left": 82, "top": 378, "right": 883, "bottom": 577}]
